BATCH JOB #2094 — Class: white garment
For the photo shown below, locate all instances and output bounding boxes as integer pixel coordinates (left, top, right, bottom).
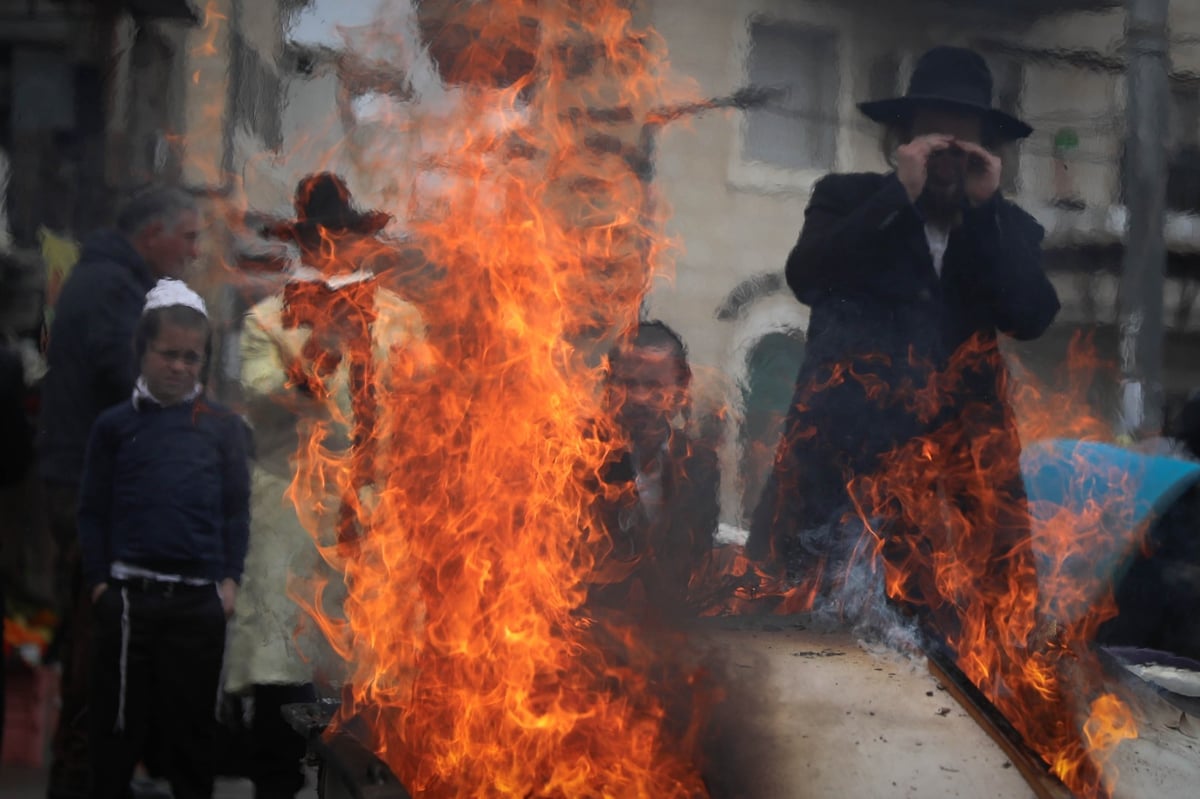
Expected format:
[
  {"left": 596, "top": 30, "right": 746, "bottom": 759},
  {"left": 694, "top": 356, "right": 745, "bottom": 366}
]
[
  {"left": 287, "top": 264, "right": 375, "bottom": 288},
  {"left": 924, "top": 224, "right": 951, "bottom": 277},
  {"left": 131, "top": 376, "right": 202, "bottom": 409},
  {"left": 224, "top": 285, "right": 429, "bottom": 693},
  {"left": 633, "top": 445, "right": 666, "bottom": 523},
  {"left": 223, "top": 468, "right": 328, "bottom": 693},
  {"left": 143, "top": 278, "right": 208, "bottom": 316}
]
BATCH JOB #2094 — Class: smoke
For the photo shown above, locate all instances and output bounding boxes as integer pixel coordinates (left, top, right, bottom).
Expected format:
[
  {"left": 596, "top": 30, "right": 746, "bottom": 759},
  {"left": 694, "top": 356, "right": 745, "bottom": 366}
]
[
  {"left": 778, "top": 514, "right": 924, "bottom": 654},
  {"left": 690, "top": 610, "right": 926, "bottom": 799},
  {"left": 695, "top": 629, "right": 777, "bottom": 799},
  {"left": 692, "top": 518, "right": 929, "bottom": 797}
]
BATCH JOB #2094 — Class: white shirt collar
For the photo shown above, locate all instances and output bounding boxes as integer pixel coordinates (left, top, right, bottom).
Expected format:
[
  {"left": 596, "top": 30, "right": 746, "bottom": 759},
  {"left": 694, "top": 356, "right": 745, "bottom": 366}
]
[
  {"left": 131, "top": 376, "right": 202, "bottom": 410},
  {"left": 288, "top": 264, "right": 375, "bottom": 288},
  {"left": 924, "top": 224, "right": 951, "bottom": 277}
]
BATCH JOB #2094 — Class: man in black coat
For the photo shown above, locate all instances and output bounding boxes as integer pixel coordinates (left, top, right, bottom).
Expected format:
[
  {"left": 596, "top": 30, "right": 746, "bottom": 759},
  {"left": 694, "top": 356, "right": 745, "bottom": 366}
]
[
  {"left": 37, "top": 185, "right": 200, "bottom": 799},
  {"left": 748, "top": 47, "right": 1060, "bottom": 638}
]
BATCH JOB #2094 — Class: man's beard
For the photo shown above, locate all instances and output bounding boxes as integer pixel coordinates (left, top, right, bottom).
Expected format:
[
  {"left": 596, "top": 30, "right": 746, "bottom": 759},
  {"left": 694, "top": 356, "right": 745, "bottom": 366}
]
[
  {"left": 919, "top": 177, "right": 965, "bottom": 224},
  {"left": 620, "top": 408, "right": 671, "bottom": 450}
]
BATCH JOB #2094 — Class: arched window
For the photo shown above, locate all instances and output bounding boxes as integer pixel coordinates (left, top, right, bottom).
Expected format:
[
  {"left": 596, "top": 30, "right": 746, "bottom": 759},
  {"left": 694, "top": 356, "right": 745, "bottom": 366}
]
[{"left": 739, "top": 329, "right": 805, "bottom": 522}]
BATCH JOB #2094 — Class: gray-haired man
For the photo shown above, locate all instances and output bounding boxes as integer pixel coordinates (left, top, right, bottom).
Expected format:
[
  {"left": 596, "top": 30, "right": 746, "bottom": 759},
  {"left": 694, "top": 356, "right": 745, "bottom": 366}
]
[{"left": 38, "top": 185, "right": 200, "bottom": 799}]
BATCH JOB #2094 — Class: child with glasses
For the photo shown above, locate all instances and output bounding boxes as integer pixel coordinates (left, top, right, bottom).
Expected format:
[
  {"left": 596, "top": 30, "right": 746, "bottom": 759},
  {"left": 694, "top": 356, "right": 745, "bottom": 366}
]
[{"left": 78, "top": 278, "right": 250, "bottom": 799}]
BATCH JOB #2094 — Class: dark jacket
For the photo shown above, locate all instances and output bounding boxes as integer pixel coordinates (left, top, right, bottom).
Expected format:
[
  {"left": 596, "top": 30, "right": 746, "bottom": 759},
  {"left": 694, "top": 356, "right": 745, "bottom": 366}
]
[
  {"left": 77, "top": 395, "right": 251, "bottom": 590},
  {"left": 37, "top": 231, "right": 158, "bottom": 486},
  {"left": 748, "top": 172, "right": 1060, "bottom": 568},
  {"left": 590, "top": 431, "right": 719, "bottom": 615},
  {"left": 0, "top": 346, "right": 32, "bottom": 488}
]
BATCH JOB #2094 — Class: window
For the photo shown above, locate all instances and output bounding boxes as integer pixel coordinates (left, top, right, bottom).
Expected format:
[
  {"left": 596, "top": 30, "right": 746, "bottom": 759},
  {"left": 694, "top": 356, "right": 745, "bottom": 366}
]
[
  {"left": 742, "top": 20, "right": 838, "bottom": 171},
  {"left": 1123, "top": 81, "right": 1200, "bottom": 211},
  {"left": 1166, "top": 82, "right": 1200, "bottom": 213},
  {"left": 1170, "top": 83, "right": 1200, "bottom": 150}
]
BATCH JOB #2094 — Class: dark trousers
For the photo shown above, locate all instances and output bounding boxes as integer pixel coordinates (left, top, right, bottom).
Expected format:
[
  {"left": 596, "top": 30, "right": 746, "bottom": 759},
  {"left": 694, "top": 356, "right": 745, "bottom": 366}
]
[
  {"left": 89, "top": 581, "right": 227, "bottom": 799},
  {"left": 251, "top": 683, "right": 316, "bottom": 799},
  {"left": 44, "top": 482, "right": 91, "bottom": 799}
]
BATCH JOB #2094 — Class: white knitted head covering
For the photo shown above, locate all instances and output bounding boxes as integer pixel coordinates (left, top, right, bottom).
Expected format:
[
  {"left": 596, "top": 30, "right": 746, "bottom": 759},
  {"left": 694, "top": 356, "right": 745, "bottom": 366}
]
[{"left": 143, "top": 278, "right": 207, "bottom": 317}]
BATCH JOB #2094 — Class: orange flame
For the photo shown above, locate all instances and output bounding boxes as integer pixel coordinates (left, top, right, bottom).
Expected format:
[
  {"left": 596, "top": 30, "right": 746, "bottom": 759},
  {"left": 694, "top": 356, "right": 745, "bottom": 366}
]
[
  {"left": 697, "top": 332, "right": 1144, "bottom": 795},
  {"left": 278, "top": 2, "right": 713, "bottom": 795},
  {"left": 846, "top": 333, "right": 1139, "bottom": 797},
  {"left": 181, "top": 0, "right": 231, "bottom": 189},
  {"left": 195, "top": 0, "right": 228, "bottom": 58}
]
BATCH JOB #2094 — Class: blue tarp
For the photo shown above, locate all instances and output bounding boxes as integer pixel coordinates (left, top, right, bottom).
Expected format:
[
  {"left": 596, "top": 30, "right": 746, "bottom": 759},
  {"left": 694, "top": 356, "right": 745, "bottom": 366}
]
[{"left": 1020, "top": 439, "right": 1200, "bottom": 622}]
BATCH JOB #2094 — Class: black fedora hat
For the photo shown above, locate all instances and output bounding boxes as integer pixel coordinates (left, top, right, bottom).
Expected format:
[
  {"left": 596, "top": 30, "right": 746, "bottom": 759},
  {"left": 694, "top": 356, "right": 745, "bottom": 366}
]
[
  {"left": 858, "top": 46, "right": 1032, "bottom": 141},
  {"left": 264, "top": 172, "right": 391, "bottom": 242}
]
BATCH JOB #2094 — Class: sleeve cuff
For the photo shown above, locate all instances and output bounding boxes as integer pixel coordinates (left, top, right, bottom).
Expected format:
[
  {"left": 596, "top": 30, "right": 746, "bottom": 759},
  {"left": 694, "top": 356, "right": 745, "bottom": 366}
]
[{"left": 872, "top": 172, "right": 920, "bottom": 231}]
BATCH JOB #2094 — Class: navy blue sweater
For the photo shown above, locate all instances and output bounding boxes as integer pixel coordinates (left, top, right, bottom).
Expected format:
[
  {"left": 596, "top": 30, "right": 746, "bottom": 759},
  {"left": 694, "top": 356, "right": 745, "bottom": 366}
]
[{"left": 77, "top": 395, "right": 251, "bottom": 590}]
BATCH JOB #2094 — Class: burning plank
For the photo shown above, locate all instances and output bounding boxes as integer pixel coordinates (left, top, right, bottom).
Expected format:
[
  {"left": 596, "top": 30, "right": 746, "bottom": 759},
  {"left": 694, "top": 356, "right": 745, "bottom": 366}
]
[
  {"left": 924, "top": 640, "right": 1073, "bottom": 799},
  {"left": 697, "top": 617, "right": 1036, "bottom": 798},
  {"left": 694, "top": 616, "right": 1199, "bottom": 799}
]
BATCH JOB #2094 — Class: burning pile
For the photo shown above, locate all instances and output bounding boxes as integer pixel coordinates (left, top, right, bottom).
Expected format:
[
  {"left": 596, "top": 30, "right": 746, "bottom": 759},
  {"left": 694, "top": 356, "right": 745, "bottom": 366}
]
[
  {"left": 699, "top": 334, "right": 1145, "bottom": 797},
  {"left": 849, "top": 334, "right": 1139, "bottom": 796},
  {"left": 278, "top": 1, "right": 710, "bottom": 796}
]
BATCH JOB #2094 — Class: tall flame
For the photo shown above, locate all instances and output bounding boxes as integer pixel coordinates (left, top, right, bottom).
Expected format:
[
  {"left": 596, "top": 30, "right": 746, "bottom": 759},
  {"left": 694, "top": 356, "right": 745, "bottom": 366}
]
[{"left": 280, "top": 1, "right": 710, "bottom": 795}]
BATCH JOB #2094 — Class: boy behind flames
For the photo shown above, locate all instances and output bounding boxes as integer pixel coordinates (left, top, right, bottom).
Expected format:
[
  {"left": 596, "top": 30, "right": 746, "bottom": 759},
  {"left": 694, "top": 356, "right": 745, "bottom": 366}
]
[{"left": 588, "top": 320, "right": 719, "bottom": 619}]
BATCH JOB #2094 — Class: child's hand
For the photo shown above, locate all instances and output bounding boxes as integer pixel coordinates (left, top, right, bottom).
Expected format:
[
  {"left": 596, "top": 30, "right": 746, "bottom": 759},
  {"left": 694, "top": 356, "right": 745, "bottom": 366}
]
[
  {"left": 219, "top": 578, "right": 238, "bottom": 619},
  {"left": 91, "top": 583, "right": 108, "bottom": 604}
]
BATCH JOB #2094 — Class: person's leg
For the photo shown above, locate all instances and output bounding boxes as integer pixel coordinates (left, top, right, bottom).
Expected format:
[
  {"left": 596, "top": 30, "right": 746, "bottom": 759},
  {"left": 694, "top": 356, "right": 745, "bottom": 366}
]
[
  {"left": 154, "top": 586, "right": 226, "bottom": 799},
  {"left": 251, "top": 683, "right": 317, "bottom": 799},
  {"left": 89, "top": 585, "right": 151, "bottom": 799},
  {"left": 45, "top": 482, "right": 91, "bottom": 799},
  {"left": 44, "top": 482, "right": 80, "bottom": 624}
]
